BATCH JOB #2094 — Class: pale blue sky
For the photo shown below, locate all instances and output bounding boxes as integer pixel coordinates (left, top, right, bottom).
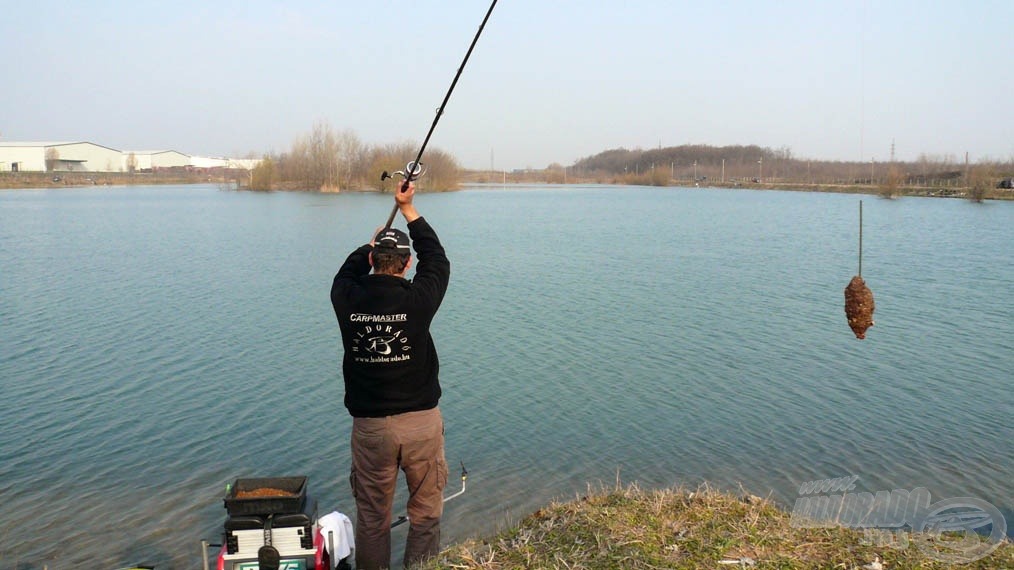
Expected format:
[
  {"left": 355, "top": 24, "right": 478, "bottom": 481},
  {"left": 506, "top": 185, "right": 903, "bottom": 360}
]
[{"left": 2, "top": 1, "right": 1011, "bottom": 169}]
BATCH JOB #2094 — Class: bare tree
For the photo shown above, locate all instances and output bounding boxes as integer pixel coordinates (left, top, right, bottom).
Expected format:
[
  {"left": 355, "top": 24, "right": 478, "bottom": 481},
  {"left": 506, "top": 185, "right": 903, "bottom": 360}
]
[
  {"left": 45, "top": 147, "right": 60, "bottom": 171},
  {"left": 421, "top": 147, "right": 461, "bottom": 190},
  {"left": 281, "top": 121, "right": 367, "bottom": 191},
  {"left": 368, "top": 142, "right": 419, "bottom": 192},
  {"left": 335, "top": 129, "right": 366, "bottom": 190},
  {"left": 264, "top": 122, "right": 462, "bottom": 192},
  {"left": 250, "top": 156, "right": 275, "bottom": 191},
  {"left": 545, "top": 163, "right": 566, "bottom": 184},
  {"left": 967, "top": 164, "right": 994, "bottom": 203},
  {"left": 879, "top": 165, "right": 904, "bottom": 199}
]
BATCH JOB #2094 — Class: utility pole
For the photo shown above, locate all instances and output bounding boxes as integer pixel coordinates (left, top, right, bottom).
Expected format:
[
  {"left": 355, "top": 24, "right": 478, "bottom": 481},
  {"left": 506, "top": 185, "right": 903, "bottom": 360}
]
[{"left": 721, "top": 159, "right": 725, "bottom": 183}]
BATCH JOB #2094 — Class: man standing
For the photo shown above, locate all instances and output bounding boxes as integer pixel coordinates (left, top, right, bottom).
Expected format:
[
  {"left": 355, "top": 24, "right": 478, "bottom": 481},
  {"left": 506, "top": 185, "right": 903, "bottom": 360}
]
[{"left": 331, "top": 182, "right": 451, "bottom": 570}]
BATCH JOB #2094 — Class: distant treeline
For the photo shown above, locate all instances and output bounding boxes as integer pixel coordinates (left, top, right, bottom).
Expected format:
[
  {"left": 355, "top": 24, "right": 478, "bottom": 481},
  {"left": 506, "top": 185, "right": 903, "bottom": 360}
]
[
  {"left": 247, "top": 129, "right": 1012, "bottom": 201},
  {"left": 249, "top": 121, "right": 460, "bottom": 192},
  {"left": 563, "top": 144, "right": 1014, "bottom": 189}
]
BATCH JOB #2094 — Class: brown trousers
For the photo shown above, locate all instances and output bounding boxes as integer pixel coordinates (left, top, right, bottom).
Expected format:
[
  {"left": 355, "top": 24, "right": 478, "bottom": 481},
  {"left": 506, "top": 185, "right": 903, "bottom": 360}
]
[{"left": 350, "top": 407, "right": 448, "bottom": 570}]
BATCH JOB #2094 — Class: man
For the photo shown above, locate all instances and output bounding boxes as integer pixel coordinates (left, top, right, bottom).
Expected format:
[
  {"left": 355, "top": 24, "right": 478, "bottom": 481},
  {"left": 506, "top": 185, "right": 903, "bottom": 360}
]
[{"left": 331, "top": 182, "right": 451, "bottom": 570}]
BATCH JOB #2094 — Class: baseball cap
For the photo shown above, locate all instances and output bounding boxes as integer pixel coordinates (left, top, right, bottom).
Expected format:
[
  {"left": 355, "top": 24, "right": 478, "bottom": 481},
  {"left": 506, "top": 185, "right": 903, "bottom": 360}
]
[{"left": 374, "top": 228, "right": 410, "bottom": 252}]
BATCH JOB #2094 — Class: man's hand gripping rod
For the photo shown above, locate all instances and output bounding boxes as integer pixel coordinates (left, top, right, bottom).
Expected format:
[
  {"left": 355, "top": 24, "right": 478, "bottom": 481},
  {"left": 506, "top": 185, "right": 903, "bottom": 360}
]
[{"left": 381, "top": 162, "right": 425, "bottom": 227}]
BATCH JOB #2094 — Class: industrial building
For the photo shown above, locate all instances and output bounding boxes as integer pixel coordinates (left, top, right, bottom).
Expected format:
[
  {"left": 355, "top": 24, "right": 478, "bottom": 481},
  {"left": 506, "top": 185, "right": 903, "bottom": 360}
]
[
  {"left": 0, "top": 141, "right": 125, "bottom": 172},
  {"left": 0, "top": 141, "right": 258, "bottom": 172},
  {"left": 189, "top": 155, "right": 230, "bottom": 169},
  {"left": 124, "top": 150, "right": 191, "bottom": 171}
]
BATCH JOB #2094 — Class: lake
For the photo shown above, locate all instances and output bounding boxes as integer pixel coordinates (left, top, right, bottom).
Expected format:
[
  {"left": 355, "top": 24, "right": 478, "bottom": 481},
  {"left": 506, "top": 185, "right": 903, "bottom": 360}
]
[{"left": 1, "top": 184, "right": 1010, "bottom": 568}]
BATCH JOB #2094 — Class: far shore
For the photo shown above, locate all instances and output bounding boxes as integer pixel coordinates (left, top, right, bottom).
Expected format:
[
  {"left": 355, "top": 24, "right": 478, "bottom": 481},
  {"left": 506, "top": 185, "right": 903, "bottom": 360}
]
[
  {"left": 0, "top": 170, "right": 246, "bottom": 190},
  {"left": 3, "top": 171, "right": 1012, "bottom": 201},
  {"left": 463, "top": 179, "right": 1014, "bottom": 201}
]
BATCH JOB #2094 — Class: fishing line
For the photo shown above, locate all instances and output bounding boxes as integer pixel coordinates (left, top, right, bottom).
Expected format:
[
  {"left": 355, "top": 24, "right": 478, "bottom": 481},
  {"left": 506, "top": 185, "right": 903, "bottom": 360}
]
[
  {"left": 858, "top": 199, "right": 863, "bottom": 277},
  {"left": 844, "top": 200, "right": 875, "bottom": 340},
  {"left": 382, "top": 0, "right": 499, "bottom": 229}
]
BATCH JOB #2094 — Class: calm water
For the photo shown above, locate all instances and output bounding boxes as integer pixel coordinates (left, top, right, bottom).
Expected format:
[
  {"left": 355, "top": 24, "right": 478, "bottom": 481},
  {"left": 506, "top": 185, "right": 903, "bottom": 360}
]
[{"left": 1, "top": 184, "right": 1011, "bottom": 568}]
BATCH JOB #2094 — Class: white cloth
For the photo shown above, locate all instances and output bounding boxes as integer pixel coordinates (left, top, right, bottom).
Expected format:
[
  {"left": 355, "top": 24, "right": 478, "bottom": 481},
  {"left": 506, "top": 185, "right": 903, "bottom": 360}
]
[{"left": 318, "top": 511, "right": 355, "bottom": 561}]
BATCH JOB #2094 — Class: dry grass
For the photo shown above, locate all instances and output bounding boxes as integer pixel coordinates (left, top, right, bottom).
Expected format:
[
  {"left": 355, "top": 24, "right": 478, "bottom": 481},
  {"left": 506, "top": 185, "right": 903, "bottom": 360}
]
[{"left": 418, "top": 483, "right": 1012, "bottom": 570}]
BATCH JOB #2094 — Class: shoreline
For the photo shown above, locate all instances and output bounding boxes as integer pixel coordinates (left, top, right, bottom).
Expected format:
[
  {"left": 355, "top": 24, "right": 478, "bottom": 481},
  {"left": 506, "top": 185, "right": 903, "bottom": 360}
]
[
  {"left": 0, "top": 171, "right": 244, "bottom": 190},
  {"left": 462, "top": 179, "right": 1014, "bottom": 201},
  {"left": 4, "top": 172, "right": 1012, "bottom": 201},
  {"left": 421, "top": 483, "right": 1012, "bottom": 569}
]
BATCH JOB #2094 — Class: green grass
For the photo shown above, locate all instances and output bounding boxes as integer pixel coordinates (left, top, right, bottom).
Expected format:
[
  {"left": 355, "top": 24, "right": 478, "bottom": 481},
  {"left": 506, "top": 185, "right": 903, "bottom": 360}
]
[{"left": 418, "top": 484, "right": 1012, "bottom": 569}]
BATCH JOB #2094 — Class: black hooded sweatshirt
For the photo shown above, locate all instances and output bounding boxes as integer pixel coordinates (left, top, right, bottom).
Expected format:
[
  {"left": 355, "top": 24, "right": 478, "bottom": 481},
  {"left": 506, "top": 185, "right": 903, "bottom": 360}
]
[{"left": 331, "top": 217, "right": 450, "bottom": 417}]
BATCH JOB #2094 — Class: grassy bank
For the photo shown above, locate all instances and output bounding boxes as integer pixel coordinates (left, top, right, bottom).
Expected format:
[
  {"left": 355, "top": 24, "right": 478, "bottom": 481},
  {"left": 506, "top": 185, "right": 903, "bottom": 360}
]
[{"left": 421, "top": 484, "right": 1011, "bottom": 570}]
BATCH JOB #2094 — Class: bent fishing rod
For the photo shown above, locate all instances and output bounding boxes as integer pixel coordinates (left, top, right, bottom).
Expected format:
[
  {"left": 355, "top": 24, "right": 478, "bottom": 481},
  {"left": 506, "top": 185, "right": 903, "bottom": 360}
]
[{"left": 381, "top": 0, "right": 498, "bottom": 229}]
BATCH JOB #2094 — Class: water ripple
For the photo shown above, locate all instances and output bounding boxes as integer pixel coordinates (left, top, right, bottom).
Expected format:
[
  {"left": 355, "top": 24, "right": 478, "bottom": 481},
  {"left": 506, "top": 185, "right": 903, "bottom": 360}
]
[{"left": 1, "top": 185, "right": 1010, "bottom": 567}]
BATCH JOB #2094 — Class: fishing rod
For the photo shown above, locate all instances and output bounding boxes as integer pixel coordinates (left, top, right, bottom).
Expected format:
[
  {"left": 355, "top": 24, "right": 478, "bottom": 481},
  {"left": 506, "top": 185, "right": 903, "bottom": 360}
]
[{"left": 381, "top": 0, "right": 499, "bottom": 229}]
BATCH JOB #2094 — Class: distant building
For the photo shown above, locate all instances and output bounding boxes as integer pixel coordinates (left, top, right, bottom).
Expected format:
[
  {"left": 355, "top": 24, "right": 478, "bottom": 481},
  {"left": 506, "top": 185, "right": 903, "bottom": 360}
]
[
  {"left": 186, "top": 156, "right": 261, "bottom": 170},
  {"left": 227, "top": 158, "right": 261, "bottom": 170},
  {"left": 0, "top": 141, "right": 125, "bottom": 172},
  {"left": 189, "top": 155, "right": 230, "bottom": 169},
  {"left": 123, "top": 150, "right": 191, "bottom": 171},
  {"left": 0, "top": 141, "right": 260, "bottom": 173}
]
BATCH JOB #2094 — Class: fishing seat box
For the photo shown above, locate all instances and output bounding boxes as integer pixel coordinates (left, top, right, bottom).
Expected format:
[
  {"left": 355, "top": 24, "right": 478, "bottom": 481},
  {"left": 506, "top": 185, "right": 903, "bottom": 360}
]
[
  {"left": 221, "top": 476, "right": 320, "bottom": 569},
  {"left": 224, "top": 476, "right": 308, "bottom": 516}
]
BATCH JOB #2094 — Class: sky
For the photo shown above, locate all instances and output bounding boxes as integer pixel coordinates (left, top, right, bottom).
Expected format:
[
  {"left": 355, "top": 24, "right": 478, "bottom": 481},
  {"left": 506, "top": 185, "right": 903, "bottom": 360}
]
[{"left": 2, "top": 0, "right": 1012, "bottom": 170}]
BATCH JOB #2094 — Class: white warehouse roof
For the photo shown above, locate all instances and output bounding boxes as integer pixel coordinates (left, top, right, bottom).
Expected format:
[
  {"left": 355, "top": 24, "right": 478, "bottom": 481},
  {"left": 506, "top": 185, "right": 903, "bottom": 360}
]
[{"left": 0, "top": 141, "right": 257, "bottom": 172}]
